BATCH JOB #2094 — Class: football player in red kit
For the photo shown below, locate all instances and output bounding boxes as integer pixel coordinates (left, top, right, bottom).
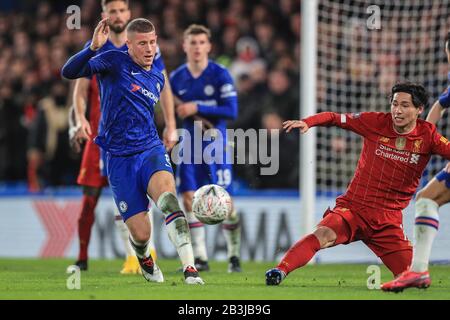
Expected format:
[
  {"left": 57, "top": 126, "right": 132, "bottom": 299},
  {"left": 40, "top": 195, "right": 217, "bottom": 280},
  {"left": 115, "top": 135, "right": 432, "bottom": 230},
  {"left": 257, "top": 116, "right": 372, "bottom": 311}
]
[{"left": 266, "top": 81, "right": 450, "bottom": 286}]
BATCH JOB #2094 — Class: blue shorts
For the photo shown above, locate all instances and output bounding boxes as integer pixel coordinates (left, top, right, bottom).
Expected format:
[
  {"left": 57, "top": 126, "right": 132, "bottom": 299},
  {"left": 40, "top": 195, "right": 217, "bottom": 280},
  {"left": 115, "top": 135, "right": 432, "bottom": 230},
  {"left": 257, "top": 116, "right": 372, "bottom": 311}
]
[
  {"left": 177, "top": 162, "right": 233, "bottom": 195},
  {"left": 436, "top": 169, "right": 450, "bottom": 189},
  {"left": 106, "top": 145, "right": 173, "bottom": 221}
]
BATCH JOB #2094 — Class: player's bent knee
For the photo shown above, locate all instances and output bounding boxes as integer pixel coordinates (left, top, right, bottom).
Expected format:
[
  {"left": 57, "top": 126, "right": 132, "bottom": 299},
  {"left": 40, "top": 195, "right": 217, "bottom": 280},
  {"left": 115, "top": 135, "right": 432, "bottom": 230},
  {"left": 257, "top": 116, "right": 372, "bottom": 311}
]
[
  {"left": 157, "top": 192, "right": 182, "bottom": 214},
  {"left": 130, "top": 229, "right": 150, "bottom": 244},
  {"left": 313, "top": 226, "right": 337, "bottom": 248},
  {"left": 415, "top": 198, "right": 439, "bottom": 219},
  {"left": 416, "top": 188, "right": 433, "bottom": 201},
  {"left": 148, "top": 171, "right": 176, "bottom": 199}
]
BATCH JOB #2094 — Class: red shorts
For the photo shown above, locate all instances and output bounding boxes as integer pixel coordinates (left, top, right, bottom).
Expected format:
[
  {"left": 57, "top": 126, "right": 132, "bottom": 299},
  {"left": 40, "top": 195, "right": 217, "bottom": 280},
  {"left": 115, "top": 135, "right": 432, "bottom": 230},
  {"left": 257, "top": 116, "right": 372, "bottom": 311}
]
[
  {"left": 318, "top": 201, "right": 412, "bottom": 258},
  {"left": 77, "top": 139, "right": 108, "bottom": 188}
]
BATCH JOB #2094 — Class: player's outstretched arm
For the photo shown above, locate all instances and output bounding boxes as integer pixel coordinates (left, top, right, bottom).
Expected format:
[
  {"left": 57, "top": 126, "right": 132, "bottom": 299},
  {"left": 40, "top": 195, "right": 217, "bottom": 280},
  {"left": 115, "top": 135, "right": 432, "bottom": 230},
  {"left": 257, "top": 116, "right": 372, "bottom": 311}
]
[
  {"left": 61, "top": 18, "right": 110, "bottom": 79},
  {"left": 283, "top": 120, "right": 309, "bottom": 133},
  {"left": 283, "top": 112, "right": 370, "bottom": 137},
  {"left": 71, "top": 78, "right": 92, "bottom": 147},
  {"left": 68, "top": 105, "right": 82, "bottom": 153},
  {"left": 426, "top": 100, "right": 445, "bottom": 125},
  {"left": 160, "top": 71, "right": 178, "bottom": 151}
]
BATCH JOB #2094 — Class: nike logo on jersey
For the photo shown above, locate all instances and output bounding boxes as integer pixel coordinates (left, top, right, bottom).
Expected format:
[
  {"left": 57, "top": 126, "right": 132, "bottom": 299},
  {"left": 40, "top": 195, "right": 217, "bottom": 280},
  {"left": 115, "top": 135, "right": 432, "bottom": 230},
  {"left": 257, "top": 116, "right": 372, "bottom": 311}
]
[
  {"left": 131, "top": 71, "right": 141, "bottom": 76},
  {"left": 178, "top": 89, "right": 187, "bottom": 95}
]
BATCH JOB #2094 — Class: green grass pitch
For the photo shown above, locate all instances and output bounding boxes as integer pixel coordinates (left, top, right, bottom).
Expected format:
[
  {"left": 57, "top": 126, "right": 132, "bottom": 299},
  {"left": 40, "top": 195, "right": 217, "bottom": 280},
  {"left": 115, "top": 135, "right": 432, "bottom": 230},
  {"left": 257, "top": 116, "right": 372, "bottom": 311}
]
[{"left": 1, "top": 258, "right": 449, "bottom": 300}]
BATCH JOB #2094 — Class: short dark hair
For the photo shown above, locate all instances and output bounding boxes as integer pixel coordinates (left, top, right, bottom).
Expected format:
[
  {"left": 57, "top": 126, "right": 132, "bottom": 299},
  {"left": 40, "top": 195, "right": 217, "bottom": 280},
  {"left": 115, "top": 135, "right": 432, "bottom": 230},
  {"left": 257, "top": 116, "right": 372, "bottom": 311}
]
[
  {"left": 126, "top": 18, "right": 155, "bottom": 34},
  {"left": 101, "top": 0, "right": 129, "bottom": 9},
  {"left": 183, "top": 24, "right": 211, "bottom": 40},
  {"left": 390, "top": 81, "right": 429, "bottom": 108}
]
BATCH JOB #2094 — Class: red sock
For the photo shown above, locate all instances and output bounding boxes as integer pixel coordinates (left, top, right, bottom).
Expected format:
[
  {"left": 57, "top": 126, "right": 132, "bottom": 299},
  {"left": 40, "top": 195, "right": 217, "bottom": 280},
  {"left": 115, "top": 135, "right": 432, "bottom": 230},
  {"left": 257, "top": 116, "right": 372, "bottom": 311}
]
[
  {"left": 77, "top": 195, "right": 98, "bottom": 261},
  {"left": 379, "top": 249, "right": 412, "bottom": 277},
  {"left": 277, "top": 234, "right": 321, "bottom": 275}
]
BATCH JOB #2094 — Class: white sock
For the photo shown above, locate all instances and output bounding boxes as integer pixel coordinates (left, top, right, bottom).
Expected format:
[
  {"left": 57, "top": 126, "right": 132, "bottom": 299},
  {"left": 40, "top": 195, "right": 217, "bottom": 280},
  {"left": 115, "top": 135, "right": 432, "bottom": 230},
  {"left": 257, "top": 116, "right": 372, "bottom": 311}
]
[
  {"left": 411, "top": 198, "right": 439, "bottom": 272},
  {"left": 186, "top": 211, "right": 208, "bottom": 261},
  {"left": 114, "top": 208, "right": 135, "bottom": 257},
  {"left": 158, "top": 192, "right": 195, "bottom": 269},
  {"left": 128, "top": 235, "right": 150, "bottom": 259},
  {"left": 147, "top": 207, "right": 157, "bottom": 259},
  {"left": 222, "top": 210, "right": 241, "bottom": 259}
]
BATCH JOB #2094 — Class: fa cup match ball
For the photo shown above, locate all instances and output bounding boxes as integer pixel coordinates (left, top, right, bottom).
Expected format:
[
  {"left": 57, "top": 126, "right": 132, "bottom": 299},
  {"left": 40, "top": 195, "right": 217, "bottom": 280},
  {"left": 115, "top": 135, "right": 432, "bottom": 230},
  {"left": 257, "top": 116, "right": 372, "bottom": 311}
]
[{"left": 192, "top": 184, "right": 232, "bottom": 225}]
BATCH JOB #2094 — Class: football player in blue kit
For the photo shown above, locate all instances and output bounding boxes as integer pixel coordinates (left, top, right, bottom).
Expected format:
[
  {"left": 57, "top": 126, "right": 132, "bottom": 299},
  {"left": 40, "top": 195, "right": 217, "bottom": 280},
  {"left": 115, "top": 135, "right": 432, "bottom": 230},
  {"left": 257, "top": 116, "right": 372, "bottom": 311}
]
[
  {"left": 62, "top": 18, "right": 203, "bottom": 284},
  {"left": 382, "top": 32, "right": 450, "bottom": 292},
  {"left": 170, "top": 24, "right": 242, "bottom": 273},
  {"left": 70, "top": 0, "right": 172, "bottom": 275}
]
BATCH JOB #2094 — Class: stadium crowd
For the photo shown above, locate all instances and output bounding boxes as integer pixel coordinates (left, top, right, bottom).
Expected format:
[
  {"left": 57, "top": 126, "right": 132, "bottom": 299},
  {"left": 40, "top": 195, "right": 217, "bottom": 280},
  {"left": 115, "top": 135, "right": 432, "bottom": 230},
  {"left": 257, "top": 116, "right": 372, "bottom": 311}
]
[
  {"left": 0, "top": 0, "right": 301, "bottom": 191},
  {"left": 3, "top": 1, "right": 447, "bottom": 192}
]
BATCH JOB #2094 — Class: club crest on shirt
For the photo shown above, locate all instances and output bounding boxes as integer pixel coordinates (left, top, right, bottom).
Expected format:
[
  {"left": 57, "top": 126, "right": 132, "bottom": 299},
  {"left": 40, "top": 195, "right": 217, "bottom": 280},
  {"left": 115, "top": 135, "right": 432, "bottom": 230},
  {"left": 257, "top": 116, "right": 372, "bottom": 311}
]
[
  {"left": 395, "top": 137, "right": 406, "bottom": 150},
  {"left": 119, "top": 201, "right": 128, "bottom": 213},
  {"left": 204, "top": 85, "right": 214, "bottom": 96},
  {"left": 412, "top": 139, "right": 423, "bottom": 153}
]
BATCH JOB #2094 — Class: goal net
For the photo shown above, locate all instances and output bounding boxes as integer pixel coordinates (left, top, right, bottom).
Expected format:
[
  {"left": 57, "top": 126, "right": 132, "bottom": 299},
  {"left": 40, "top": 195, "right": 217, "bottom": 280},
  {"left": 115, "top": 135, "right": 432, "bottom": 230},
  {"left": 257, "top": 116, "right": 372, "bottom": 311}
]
[{"left": 315, "top": 0, "right": 450, "bottom": 195}]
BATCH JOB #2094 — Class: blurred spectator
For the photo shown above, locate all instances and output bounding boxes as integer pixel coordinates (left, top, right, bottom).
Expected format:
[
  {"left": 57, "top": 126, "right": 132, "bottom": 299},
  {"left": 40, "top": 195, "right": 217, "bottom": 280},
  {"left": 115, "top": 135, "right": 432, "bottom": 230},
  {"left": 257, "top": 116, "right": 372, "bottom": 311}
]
[
  {"left": 0, "top": 0, "right": 301, "bottom": 190},
  {"left": 0, "top": 85, "right": 28, "bottom": 181},
  {"left": 230, "top": 74, "right": 260, "bottom": 130},
  {"left": 256, "top": 111, "right": 299, "bottom": 189},
  {"left": 229, "top": 36, "right": 265, "bottom": 80},
  {"left": 260, "top": 68, "right": 299, "bottom": 121},
  {"left": 254, "top": 23, "right": 275, "bottom": 62},
  {"left": 27, "top": 82, "right": 78, "bottom": 191}
]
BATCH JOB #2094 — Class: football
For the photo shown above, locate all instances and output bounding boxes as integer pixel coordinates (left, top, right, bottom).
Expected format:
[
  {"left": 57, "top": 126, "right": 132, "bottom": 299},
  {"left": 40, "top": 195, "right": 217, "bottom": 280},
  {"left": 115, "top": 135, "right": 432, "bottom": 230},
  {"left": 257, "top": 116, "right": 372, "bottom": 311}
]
[{"left": 192, "top": 184, "right": 232, "bottom": 225}]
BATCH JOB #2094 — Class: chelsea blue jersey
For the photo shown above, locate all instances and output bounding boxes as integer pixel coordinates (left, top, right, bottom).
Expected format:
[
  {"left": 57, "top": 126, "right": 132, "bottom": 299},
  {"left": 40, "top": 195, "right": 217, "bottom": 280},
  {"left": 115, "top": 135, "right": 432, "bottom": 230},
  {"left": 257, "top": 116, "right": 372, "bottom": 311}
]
[
  {"left": 85, "top": 49, "right": 165, "bottom": 156},
  {"left": 169, "top": 61, "right": 237, "bottom": 193},
  {"left": 169, "top": 60, "right": 238, "bottom": 137}
]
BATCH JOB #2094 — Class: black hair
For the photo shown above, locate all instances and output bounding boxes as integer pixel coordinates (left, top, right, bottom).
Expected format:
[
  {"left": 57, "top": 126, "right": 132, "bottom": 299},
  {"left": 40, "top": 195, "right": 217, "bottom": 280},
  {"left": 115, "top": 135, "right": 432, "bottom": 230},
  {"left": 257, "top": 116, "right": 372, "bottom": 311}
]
[{"left": 390, "top": 81, "right": 429, "bottom": 108}]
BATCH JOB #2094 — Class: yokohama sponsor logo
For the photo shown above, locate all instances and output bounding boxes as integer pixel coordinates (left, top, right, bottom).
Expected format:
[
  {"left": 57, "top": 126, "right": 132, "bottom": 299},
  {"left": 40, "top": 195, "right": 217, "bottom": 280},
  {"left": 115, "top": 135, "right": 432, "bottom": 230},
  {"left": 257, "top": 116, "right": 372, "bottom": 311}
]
[{"left": 33, "top": 201, "right": 81, "bottom": 257}]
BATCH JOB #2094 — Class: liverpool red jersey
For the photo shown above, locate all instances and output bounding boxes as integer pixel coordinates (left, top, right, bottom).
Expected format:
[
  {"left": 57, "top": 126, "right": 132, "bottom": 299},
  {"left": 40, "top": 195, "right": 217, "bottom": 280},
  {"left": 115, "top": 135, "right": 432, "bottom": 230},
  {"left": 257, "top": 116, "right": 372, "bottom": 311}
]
[{"left": 304, "top": 112, "right": 450, "bottom": 211}]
